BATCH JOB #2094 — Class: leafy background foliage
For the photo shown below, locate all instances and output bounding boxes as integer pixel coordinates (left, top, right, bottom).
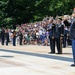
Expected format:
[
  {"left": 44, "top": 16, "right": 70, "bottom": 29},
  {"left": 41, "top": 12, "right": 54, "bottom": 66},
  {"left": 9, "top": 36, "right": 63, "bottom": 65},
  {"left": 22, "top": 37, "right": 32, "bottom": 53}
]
[{"left": 0, "top": 0, "right": 75, "bottom": 28}]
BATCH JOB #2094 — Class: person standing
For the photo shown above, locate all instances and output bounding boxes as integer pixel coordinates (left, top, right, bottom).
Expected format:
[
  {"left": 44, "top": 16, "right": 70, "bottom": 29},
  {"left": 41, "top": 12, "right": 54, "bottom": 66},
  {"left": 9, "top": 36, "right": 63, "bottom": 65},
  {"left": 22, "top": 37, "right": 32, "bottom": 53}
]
[
  {"left": 63, "top": 26, "right": 68, "bottom": 48},
  {"left": 12, "top": 30, "right": 16, "bottom": 46},
  {"left": 49, "top": 23, "right": 56, "bottom": 53},
  {"left": 55, "top": 18, "right": 64, "bottom": 54},
  {"left": 70, "top": 11, "right": 75, "bottom": 66},
  {"left": 19, "top": 31, "right": 23, "bottom": 45},
  {"left": 5, "top": 29, "right": 9, "bottom": 46},
  {"left": 48, "top": 18, "right": 55, "bottom": 54},
  {"left": 1, "top": 27, "right": 5, "bottom": 45}
]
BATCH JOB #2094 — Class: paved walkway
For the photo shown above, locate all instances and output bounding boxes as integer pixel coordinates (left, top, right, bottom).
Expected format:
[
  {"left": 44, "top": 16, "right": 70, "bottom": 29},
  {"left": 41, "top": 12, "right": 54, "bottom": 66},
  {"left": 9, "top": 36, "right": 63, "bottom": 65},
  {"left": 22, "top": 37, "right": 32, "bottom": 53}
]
[{"left": 0, "top": 45, "right": 75, "bottom": 75}]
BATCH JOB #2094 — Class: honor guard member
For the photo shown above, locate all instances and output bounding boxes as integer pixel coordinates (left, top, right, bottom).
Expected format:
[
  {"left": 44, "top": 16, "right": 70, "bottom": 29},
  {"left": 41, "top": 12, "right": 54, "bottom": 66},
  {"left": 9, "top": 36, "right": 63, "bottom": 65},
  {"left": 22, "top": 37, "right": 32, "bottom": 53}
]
[
  {"left": 55, "top": 18, "right": 64, "bottom": 54},
  {"left": 47, "top": 18, "right": 55, "bottom": 54},
  {"left": 1, "top": 27, "right": 5, "bottom": 45}
]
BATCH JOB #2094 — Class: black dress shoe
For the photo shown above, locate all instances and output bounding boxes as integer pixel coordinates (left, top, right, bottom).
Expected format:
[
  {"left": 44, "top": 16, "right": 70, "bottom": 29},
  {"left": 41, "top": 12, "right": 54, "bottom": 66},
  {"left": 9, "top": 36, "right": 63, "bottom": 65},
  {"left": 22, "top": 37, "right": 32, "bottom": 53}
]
[
  {"left": 56, "top": 52, "right": 62, "bottom": 54},
  {"left": 71, "top": 64, "right": 75, "bottom": 67},
  {"left": 48, "top": 52, "right": 55, "bottom": 54},
  {"left": 13, "top": 45, "right": 16, "bottom": 46},
  {"left": 63, "top": 46, "right": 66, "bottom": 48}
]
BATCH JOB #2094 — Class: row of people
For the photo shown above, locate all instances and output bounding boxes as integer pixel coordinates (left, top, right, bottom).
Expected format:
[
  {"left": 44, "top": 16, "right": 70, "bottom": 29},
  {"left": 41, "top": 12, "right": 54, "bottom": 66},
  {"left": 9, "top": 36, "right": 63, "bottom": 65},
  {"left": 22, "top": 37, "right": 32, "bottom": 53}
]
[
  {"left": 0, "top": 28, "right": 23, "bottom": 46},
  {"left": 0, "top": 17, "right": 71, "bottom": 47}
]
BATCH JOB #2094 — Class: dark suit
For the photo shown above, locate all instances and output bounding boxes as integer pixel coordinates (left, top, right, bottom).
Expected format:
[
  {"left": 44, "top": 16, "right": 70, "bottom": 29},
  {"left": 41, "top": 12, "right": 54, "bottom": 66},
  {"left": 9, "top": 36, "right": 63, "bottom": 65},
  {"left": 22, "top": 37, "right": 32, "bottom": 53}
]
[
  {"left": 48, "top": 23, "right": 55, "bottom": 53},
  {"left": 50, "top": 24, "right": 56, "bottom": 53}
]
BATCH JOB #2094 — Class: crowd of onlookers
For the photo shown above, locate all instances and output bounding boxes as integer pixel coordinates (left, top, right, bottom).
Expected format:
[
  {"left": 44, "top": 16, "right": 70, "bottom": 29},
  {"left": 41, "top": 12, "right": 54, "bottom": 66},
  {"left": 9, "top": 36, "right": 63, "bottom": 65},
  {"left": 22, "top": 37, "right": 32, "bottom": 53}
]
[{"left": 0, "top": 15, "right": 72, "bottom": 46}]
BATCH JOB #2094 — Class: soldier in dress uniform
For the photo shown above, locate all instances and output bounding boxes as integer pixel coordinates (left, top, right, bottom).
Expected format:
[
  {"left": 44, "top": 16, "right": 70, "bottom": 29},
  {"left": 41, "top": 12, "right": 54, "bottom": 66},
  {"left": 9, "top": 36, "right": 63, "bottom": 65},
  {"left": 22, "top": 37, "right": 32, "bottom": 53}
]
[{"left": 54, "top": 18, "right": 64, "bottom": 54}]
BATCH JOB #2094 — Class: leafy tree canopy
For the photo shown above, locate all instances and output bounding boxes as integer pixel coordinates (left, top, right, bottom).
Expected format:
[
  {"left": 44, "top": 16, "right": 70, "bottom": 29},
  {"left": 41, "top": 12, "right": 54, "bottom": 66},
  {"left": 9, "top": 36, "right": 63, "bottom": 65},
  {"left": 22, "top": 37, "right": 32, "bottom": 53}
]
[{"left": 0, "top": 0, "right": 75, "bottom": 28}]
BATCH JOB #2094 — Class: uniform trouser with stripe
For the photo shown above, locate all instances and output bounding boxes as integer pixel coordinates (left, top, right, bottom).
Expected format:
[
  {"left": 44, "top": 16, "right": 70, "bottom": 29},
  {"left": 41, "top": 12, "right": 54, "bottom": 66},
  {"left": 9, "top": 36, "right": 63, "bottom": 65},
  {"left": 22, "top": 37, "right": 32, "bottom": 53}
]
[{"left": 55, "top": 38, "right": 62, "bottom": 53}]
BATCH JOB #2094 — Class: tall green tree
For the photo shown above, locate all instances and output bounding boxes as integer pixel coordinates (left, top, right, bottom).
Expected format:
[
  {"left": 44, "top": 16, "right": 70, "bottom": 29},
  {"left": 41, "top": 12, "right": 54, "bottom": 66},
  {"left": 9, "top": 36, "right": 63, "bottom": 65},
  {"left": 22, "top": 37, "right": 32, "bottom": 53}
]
[{"left": 0, "top": 0, "right": 75, "bottom": 27}]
